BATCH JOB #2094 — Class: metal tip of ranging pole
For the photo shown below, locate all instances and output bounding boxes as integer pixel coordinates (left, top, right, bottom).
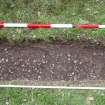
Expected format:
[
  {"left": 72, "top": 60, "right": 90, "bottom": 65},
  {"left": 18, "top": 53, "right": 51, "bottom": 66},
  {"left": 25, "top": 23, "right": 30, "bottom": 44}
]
[
  {"left": 0, "top": 85, "right": 105, "bottom": 90},
  {"left": 0, "top": 21, "right": 105, "bottom": 29}
]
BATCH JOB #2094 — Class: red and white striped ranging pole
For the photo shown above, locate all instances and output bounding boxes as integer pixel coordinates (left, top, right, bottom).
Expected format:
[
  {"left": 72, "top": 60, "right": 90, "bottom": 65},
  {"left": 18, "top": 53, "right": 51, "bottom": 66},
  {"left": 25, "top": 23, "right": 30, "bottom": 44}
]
[{"left": 0, "top": 22, "right": 105, "bottom": 29}]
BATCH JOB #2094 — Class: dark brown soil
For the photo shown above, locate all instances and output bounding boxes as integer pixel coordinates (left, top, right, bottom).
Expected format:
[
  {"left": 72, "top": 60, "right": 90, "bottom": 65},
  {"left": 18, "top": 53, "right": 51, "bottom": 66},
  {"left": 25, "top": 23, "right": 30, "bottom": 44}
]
[{"left": 0, "top": 40, "right": 105, "bottom": 81}]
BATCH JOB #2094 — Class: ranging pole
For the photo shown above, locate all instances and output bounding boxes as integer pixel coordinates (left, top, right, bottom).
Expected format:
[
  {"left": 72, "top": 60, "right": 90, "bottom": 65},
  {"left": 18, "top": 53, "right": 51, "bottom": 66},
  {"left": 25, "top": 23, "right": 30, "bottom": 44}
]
[
  {"left": 0, "top": 22, "right": 105, "bottom": 29},
  {"left": 0, "top": 85, "right": 105, "bottom": 90}
]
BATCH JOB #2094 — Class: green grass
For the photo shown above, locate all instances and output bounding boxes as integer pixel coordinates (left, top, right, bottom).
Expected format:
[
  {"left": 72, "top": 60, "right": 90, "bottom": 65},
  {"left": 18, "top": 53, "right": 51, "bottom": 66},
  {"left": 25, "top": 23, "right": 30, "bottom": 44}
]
[
  {"left": 0, "top": 88, "right": 105, "bottom": 105},
  {"left": 1, "top": 0, "right": 105, "bottom": 43}
]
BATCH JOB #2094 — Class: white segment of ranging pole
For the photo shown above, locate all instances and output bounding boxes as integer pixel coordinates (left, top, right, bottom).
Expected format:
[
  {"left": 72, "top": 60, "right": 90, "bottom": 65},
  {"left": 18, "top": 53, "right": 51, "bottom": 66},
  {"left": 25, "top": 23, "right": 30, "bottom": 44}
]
[
  {"left": 4, "top": 23, "right": 27, "bottom": 27},
  {"left": 51, "top": 24, "right": 73, "bottom": 28},
  {"left": 0, "top": 85, "right": 105, "bottom": 90},
  {"left": 99, "top": 25, "right": 105, "bottom": 28}
]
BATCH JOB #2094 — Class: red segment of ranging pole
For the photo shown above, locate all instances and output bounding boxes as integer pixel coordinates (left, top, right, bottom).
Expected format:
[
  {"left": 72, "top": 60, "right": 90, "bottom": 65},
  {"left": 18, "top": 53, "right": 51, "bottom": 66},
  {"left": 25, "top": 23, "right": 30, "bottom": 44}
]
[
  {"left": 27, "top": 23, "right": 51, "bottom": 28},
  {"left": 75, "top": 24, "right": 99, "bottom": 28},
  {"left": 0, "top": 21, "right": 4, "bottom": 28},
  {"left": 0, "top": 22, "right": 105, "bottom": 29}
]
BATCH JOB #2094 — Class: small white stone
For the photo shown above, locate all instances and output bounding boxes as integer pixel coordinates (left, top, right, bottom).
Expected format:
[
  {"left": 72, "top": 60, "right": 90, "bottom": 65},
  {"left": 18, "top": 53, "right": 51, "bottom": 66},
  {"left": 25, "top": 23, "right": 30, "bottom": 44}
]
[
  {"left": 67, "top": 54, "right": 71, "bottom": 57},
  {"left": 33, "top": 60, "right": 37, "bottom": 63},
  {"left": 74, "top": 60, "right": 78, "bottom": 64},
  {"left": 5, "top": 59, "right": 8, "bottom": 62},
  {"left": 52, "top": 64, "right": 55, "bottom": 67},
  {"left": 0, "top": 58, "right": 4, "bottom": 63},
  {"left": 71, "top": 72, "right": 75, "bottom": 75},
  {"left": 79, "top": 62, "right": 82, "bottom": 64},
  {"left": 38, "top": 75, "right": 41, "bottom": 80},
  {"left": 21, "top": 64, "right": 25, "bottom": 67},
  {"left": 1, "top": 58, "right": 4, "bottom": 61},
  {"left": 50, "top": 70, "right": 54, "bottom": 74},
  {"left": 39, "top": 71, "right": 42, "bottom": 74},
  {"left": 14, "top": 62, "right": 18, "bottom": 65},
  {"left": 43, "top": 55, "right": 46, "bottom": 58},
  {"left": 4, "top": 48, "right": 8, "bottom": 51},
  {"left": 28, "top": 69, "right": 31, "bottom": 72},
  {"left": 37, "top": 62, "right": 41, "bottom": 65},
  {"left": 42, "top": 59, "right": 46, "bottom": 64},
  {"left": 93, "top": 52, "right": 97, "bottom": 56},
  {"left": 35, "top": 68, "right": 38, "bottom": 70},
  {"left": 68, "top": 58, "right": 71, "bottom": 61}
]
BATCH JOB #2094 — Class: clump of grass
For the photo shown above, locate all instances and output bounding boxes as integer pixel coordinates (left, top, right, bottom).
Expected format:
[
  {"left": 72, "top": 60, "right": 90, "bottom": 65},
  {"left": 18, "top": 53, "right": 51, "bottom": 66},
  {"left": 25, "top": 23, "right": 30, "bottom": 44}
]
[{"left": 0, "top": 88, "right": 105, "bottom": 105}]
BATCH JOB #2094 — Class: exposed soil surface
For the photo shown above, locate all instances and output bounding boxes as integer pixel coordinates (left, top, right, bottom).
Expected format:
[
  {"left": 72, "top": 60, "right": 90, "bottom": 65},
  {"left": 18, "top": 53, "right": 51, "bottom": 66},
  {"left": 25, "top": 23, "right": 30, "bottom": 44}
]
[{"left": 0, "top": 40, "right": 105, "bottom": 81}]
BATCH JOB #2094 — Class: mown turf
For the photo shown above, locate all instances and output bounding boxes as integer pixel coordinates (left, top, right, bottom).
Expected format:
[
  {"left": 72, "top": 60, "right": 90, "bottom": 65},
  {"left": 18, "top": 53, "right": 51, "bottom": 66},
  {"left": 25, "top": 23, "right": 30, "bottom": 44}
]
[
  {"left": 0, "top": 88, "right": 105, "bottom": 105},
  {"left": 0, "top": 0, "right": 105, "bottom": 43}
]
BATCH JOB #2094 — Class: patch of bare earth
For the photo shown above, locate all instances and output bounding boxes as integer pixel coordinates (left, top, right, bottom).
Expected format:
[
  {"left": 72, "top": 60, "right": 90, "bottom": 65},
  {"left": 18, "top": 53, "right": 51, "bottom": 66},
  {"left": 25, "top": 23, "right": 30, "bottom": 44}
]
[{"left": 0, "top": 40, "right": 105, "bottom": 84}]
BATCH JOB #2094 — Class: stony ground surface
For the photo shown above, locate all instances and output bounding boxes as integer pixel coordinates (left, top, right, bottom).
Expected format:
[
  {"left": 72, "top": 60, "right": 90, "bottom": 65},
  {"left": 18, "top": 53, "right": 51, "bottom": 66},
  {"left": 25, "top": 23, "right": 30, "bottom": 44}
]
[{"left": 0, "top": 40, "right": 105, "bottom": 81}]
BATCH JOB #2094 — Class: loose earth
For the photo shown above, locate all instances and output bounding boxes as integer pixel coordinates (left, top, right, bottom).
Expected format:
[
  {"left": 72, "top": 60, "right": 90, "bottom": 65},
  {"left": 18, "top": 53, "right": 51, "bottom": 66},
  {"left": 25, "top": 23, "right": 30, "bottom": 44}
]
[{"left": 0, "top": 40, "right": 105, "bottom": 81}]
